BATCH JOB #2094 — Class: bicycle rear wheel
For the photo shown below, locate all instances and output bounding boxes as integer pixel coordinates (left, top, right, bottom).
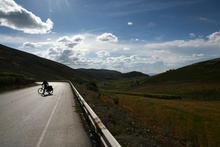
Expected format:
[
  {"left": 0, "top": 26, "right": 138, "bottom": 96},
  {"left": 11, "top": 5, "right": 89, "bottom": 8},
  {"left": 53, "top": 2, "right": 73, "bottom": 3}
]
[
  {"left": 38, "top": 88, "right": 44, "bottom": 94},
  {"left": 48, "top": 90, "right": 53, "bottom": 95}
]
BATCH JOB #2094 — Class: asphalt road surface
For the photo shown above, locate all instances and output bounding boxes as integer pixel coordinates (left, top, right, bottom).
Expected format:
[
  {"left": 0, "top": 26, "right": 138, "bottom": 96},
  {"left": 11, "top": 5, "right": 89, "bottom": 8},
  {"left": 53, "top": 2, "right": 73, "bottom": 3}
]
[{"left": 0, "top": 82, "right": 92, "bottom": 147}]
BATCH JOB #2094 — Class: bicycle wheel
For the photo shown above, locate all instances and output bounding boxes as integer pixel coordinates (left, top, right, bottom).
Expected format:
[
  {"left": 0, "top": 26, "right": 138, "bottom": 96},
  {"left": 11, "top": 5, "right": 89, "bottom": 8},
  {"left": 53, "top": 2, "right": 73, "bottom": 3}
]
[{"left": 38, "top": 88, "right": 44, "bottom": 94}]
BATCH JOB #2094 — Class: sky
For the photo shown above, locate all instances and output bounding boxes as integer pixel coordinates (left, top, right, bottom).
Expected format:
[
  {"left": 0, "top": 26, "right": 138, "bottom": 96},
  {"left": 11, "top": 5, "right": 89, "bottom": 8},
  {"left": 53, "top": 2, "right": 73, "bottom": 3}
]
[{"left": 0, "top": 0, "right": 220, "bottom": 74}]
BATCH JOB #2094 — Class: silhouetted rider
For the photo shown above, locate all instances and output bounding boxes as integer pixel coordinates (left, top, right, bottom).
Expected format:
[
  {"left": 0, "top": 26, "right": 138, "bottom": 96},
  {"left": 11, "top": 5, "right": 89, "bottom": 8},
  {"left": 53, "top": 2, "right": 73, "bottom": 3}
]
[{"left": 42, "top": 80, "right": 49, "bottom": 95}]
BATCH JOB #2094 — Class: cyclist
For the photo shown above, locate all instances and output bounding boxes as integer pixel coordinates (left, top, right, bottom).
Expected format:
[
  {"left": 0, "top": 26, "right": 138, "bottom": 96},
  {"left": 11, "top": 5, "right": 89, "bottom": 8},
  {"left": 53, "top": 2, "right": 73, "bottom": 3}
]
[{"left": 42, "top": 80, "right": 49, "bottom": 95}]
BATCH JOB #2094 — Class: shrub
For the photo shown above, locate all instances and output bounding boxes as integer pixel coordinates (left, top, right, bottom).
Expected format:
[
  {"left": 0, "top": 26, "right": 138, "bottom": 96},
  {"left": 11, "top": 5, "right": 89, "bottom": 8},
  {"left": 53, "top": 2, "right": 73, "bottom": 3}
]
[
  {"left": 0, "top": 73, "right": 35, "bottom": 91},
  {"left": 86, "top": 82, "right": 99, "bottom": 92},
  {"left": 113, "top": 97, "right": 120, "bottom": 105}
]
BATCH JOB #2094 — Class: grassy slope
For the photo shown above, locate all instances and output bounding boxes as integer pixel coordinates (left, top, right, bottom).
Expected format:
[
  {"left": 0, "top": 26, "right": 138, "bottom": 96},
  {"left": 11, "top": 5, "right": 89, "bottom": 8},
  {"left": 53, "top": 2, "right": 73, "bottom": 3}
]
[
  {"left": 129, "top": 58, "right": 220, "bottom": 100},
  {"left": 0, "top": 44, "right": 148, "bottom": 82},
  {"left": 96, "top": 58, "right": 220, "bottom": 146},
  {"left": 144, "top": 58, "right": 220, "bottom": 83},
  {"left": 99, "top": 58, "right": 220, "bottom": 100},
  {"left": 0, "top": 44, "right": 95, "bottom": 82}
]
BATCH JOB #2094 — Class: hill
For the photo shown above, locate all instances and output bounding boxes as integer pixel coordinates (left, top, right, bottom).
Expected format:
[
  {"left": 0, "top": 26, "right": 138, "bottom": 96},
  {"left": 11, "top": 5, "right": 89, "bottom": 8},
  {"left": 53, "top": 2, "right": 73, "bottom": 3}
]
[
  {"left": 0, "top": 44, "right": 147, "bottom": 88},
  {"left": 78, "top": 69, "right": 149, "bottom": 81},
  {"left": 0, "top": 44, "right": 92, "bottom": 82},
  {"left": 130, "top": 58, "right": 220, "bottom": 100},
  {"left": 144, "top": 58, "right": 220, "bottom": 83},
  {"left": 97, "top": 57, "right": 220, "bottom": 100}
]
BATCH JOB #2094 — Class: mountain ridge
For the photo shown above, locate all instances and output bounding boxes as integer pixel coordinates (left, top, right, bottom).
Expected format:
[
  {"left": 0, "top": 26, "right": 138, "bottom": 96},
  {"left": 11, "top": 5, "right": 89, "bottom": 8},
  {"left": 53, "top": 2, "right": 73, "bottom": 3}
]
[
  {"left": 78, "top": 68, "right": 149, "bottom": 81},
  {"left": 1, "top": 44, "right": 220, "bottom": 84},
  {"left": 0, "top": 44, "right": 148, "bottom": 82}
]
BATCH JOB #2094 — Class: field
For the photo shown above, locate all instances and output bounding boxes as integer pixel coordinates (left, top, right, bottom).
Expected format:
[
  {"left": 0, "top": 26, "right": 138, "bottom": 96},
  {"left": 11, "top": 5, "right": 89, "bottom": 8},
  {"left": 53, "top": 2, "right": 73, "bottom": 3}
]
[
  {"left": 116, "top": 94, "right": 220, "bottom": 146},
  {"left": 97, "top": 78, "right": 220, "bottom": 146}
]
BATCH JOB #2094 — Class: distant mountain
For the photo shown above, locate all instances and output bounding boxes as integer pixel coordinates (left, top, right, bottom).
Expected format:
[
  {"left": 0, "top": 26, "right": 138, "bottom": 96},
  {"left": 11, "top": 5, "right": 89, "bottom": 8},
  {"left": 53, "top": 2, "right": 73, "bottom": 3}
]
[
  {"left": 123, "top": 71, "right": 149, "bottom": 78},
  {"left": 77, "top": 69, "right": 149, "bottom": 81},
  {"left": 0, "top": 44, "right": 147, "bottom": 83}
]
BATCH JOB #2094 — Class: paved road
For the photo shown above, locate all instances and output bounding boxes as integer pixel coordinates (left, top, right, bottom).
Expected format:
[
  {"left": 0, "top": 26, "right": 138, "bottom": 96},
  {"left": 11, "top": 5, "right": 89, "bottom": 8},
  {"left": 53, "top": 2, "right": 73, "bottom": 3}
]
[{"left": 0, "top": 82, "right": 92, "bottom": 147}]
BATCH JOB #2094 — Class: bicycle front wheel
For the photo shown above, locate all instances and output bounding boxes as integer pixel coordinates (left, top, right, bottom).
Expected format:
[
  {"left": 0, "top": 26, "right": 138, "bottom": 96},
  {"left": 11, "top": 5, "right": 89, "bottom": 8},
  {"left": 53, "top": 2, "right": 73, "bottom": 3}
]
[{"left": 38, "top": 88, "right": 44, "bottom": 94}]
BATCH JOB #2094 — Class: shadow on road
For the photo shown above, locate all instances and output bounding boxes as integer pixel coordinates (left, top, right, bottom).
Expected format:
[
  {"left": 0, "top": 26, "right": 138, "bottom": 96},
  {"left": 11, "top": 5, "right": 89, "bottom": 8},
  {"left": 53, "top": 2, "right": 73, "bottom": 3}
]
[{"left": 39, "top": 93, "right": 53, "bottom": 97}]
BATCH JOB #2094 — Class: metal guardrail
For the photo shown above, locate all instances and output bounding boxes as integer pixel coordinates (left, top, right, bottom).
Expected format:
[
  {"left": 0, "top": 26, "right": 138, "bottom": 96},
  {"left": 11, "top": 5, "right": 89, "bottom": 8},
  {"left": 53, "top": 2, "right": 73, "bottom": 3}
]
[{"left": 68, "top": 81, "right": 121, "bottom": 147}]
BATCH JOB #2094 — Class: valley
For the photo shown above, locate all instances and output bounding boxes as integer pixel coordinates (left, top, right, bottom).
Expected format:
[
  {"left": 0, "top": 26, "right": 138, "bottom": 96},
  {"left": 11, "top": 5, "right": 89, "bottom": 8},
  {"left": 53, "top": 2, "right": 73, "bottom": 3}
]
[{"left": 1, "top": 44, "right": 220, "bottom": 146}]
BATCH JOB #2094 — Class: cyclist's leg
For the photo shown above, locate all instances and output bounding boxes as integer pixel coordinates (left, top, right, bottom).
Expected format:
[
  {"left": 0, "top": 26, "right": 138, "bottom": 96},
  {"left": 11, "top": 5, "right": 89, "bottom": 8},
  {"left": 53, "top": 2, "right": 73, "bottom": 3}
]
[{"left": 43, "top": 88, "right": 45, "bottom": 95}]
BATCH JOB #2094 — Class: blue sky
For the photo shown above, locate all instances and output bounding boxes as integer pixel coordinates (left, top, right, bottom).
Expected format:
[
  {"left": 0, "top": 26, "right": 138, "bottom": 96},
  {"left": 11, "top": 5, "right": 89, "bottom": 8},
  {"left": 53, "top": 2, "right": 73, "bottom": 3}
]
[{"left": 1, "top": 0, "right": 220, "bottom": 74}]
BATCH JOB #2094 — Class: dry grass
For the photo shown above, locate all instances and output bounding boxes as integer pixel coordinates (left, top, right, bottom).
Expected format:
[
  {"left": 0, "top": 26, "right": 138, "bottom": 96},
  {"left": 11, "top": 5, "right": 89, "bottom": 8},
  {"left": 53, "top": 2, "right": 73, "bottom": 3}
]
[{"left": 117, "top": 94, "right": 220, "bottom": 146}]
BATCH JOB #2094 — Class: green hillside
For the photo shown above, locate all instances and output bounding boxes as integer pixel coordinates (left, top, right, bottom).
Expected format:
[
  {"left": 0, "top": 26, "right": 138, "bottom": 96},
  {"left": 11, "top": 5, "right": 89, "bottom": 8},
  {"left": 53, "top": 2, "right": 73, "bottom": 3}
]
[
  {"left": 97, "top": 57, "right": 220, "bottom": 100},
  {"left": 0, "top": 44, "right": 91, "bottom": 82},
  {"left": 131, "top": 58, "right": 220, "bottom": 100},
  {"left": 145, "top": 58, "right": 220, "bottom": 83},
  {"left": 0, "top": 44, "right": 147, "bottom": 90}
]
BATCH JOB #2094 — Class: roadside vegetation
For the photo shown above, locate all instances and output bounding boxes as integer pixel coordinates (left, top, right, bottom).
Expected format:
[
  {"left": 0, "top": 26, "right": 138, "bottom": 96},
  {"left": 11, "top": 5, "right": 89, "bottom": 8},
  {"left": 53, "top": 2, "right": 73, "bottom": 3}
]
[
  {"left": 0, "top": 72, "right": 35, "bottom": 91},
  {"left": 114, "top": 94, "right": 220, "bottom": 146},
  {"left": 76, "top": 74, "right": 220, "bottom": 146}
]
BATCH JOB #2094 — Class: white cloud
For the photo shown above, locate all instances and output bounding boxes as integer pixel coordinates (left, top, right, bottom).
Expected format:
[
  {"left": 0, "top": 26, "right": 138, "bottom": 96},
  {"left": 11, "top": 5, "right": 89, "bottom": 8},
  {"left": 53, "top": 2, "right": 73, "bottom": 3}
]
[
  {"left": 127, "top": 22, "right": 133, "bottom": 25},
  {"left": 0, "top": 34, "right": 29, "bottom": 45},
  {"left": 189, "top": 33, "right": 196, "bottom": 38},
  {"left": 38, "top": 34, "right": 90, "bottom": 65},
  {"left": 25, "top": 31, "right": 220, "bottom": 73},
  {"left": 207, "top": 31, "right": 220, "bottom": 43},
  {"left": 56, "top": 35, "right": 85, "bottom": 48},
  {"left": 193, "top": 53, "right": 204, "bottom": 57},
  {"left": 3, "top": 31, "right": 220, "bottom": 74},
  {"left": 96, "top": 51, "right": 110, "bottom": 58},
  {"left": 72, "top": 35, "right": 85, "bottom": 43},
  {"left": 20, "top": 41, "right": 53, "bottom": 49},
  {"left": 144, "top": 38, "right": 208, "bottom": 49},
  {"left": 96, "top": 33, "right": 118, "bottom": 42},
  {"left": 197, "top": 17, "right": 217, "bottom": 24},
  {"left": 22, "top": 42, "right": 42, "bottom": 48},
  {"left": 57, "top": 36, "right": 72, "bottom": 43},
  {"left": 123, "top": 47, "right": 130, "bottom": 50},
  {"left": 0, "top": 0, "right": 53, "bottom": 34}
]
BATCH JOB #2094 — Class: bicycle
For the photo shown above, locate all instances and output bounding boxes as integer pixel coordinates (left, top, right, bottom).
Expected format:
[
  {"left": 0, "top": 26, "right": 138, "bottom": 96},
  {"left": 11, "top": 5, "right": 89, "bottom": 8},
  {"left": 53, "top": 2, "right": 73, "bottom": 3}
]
[{"left": 38, "top": 85, "right": 53, "bottom": 95}]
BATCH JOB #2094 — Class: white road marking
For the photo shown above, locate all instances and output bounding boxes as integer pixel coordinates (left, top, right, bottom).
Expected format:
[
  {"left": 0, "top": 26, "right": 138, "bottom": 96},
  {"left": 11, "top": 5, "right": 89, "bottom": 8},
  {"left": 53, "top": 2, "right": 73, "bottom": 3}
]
[{"left": 36, "top": 91, "right": 63, "bottom": 147}]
